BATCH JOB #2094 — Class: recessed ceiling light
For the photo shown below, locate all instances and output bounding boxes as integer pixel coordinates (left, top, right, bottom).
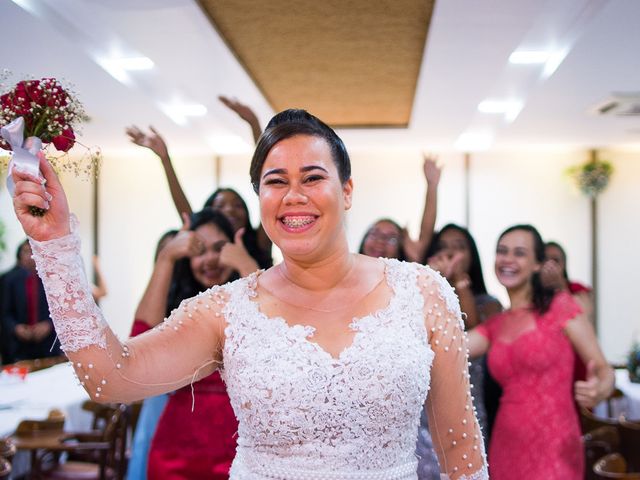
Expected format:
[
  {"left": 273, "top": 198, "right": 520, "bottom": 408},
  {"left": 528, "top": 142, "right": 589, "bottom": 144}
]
[
  {"left": 96, "top": 56, "right": 154, "bottom": 85},
  {"left": 454, "top": 131, "right": 494, "bottom": 152},
  {"left": 110, "top": 57, "right": 154, "bottom": 71},
  {"left": 477, "top": 100, "right": 523, "bottom": 123},
  {"left": 159, "top": 102, "right": 208, "bottom": 126},
  {"left": 509, "top": 50, "right": 551, "bottom": 65},
  {"left": 541, "top": 48, "right": 569, "bottom": 79}
]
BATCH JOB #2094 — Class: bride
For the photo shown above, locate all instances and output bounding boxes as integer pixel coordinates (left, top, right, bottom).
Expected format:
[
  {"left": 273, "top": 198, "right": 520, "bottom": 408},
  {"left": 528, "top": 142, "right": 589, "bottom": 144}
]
[{"left": 11, "top": 109, "right": 487, "bottom": 480}]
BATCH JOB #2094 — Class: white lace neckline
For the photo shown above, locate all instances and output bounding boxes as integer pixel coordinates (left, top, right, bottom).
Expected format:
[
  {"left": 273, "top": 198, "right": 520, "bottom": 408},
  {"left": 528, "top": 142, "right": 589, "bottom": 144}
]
[{"left": 242, "top": 258, "right": 399, "bottom": 363}]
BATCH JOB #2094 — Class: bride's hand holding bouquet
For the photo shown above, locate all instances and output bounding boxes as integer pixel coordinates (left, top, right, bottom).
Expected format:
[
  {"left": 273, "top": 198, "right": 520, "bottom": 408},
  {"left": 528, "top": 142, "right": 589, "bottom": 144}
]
[{"left": 12, "top": 152, "right": 71, "bottom": 242}]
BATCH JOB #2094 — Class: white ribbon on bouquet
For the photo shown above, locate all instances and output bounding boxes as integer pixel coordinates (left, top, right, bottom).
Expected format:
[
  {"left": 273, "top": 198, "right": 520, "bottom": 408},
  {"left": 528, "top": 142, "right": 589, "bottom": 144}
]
[{"left": 1, "top": 116, "right": 43, "bottom": 195}]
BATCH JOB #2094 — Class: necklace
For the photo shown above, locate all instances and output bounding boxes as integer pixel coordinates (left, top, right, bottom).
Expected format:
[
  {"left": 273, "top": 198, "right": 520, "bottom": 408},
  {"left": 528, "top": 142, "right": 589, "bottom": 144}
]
[{"left": 261, "top": 259, "right": 386, "bottom": 313}]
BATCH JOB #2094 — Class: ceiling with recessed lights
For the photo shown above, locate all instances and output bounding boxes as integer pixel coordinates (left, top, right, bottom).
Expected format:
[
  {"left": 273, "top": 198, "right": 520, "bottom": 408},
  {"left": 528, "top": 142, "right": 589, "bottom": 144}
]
[
  {"left": 1, "top": 0, "right": 639, "bottom": 155},
  {"left": 198, "top": 0, "right": 435, "bottom": 127}
]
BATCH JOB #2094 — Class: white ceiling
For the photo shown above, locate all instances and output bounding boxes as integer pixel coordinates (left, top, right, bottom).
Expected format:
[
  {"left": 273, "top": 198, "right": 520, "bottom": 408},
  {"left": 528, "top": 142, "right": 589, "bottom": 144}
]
[{"left": 2, "top": 0, "right": 640, "bottom": 156}]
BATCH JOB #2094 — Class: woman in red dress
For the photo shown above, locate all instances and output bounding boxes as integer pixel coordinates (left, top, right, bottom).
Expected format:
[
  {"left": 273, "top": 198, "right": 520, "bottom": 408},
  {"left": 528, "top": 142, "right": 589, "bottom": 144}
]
[
  {"left": 467, "top": 225, "right": 614, "bottom": 480},
  {"left": 133, "top": 209, "right": 240, "bottom": 479}
]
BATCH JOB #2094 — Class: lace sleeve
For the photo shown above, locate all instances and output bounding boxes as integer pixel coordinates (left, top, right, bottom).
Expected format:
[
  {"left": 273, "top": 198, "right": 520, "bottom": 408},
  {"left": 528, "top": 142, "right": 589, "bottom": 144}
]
[
  {"left": 418, "top": 267, "right": 488, "bottom": 480},
  {"left": 29, "top": 215, "right": 227, "bottom": 403}
]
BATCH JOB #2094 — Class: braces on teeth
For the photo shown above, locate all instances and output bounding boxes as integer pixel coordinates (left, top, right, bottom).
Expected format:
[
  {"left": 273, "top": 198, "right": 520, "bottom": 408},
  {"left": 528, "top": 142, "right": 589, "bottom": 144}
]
[{"left": 283, "top": 217, "right": 314, "bottom": 227}]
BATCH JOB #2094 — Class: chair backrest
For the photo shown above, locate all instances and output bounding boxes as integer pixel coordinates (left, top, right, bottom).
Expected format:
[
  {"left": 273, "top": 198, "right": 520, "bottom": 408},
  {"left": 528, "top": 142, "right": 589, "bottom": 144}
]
[
  {"left": 82, "top": 401, "right": 117, "bottom": 432},
  {"left": 0, "top": 439, "right": 16, "bottom": 463},
  {"left": 581, "top": 407, "right": 620, "bottom": 434},
  {"left": 0, "top": 456, "right": 11, "bottom": 480},
  {"left": 619, "top": 419, "right": 640, "bottom": 472},
  {"left": 593, "top": 453, "right": 640, "bottom": 479},
  {"left": 15, "top": 410, "right": 65, "bottom": 435},
  {"left": 51, "top": 403, "right": 130, "bottom": 480},
  {"left": 95, "top": 404, "right": 130, "bottom": 479},
  {"left": 585, "top": 426, "right": 622, "bottom": 480}
]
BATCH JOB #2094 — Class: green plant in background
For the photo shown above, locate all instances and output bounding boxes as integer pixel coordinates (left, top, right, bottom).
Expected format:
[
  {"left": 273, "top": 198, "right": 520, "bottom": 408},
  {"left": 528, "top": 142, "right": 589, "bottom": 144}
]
[
  {"left": 629, "top": 341, "right": 640, "bottom": 384},
  {"left": 567, "top": 158, "right": 614, "bottom": 197},
  {"left": 0, "top": 218, "right": 6, "bottom": 257}
]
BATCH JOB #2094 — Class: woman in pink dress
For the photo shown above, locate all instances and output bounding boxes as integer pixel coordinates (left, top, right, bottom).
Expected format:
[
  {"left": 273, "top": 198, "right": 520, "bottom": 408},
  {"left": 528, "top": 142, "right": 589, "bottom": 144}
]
[{"left": 467, "top": 224, "right": 614, "bottom": 480}]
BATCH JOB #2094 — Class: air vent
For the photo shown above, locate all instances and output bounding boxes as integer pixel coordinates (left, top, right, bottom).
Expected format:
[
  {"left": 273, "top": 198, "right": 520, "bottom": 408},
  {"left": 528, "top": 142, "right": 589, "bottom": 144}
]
[{"left": 591, "top": 92, "right": 640, "bottom": 117}]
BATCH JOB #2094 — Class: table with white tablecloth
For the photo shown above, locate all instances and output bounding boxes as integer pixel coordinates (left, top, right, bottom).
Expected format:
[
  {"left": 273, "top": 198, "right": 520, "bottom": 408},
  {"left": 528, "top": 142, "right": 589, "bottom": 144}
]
[
  {"left": 593, "top": 368, "right": 640, "bottom": 421},
  {"left": 613, "top": 368, "right": 640, "bottom": 420},
  {"left": 0, "top": 363, "right": 92, "bottom": 478}
]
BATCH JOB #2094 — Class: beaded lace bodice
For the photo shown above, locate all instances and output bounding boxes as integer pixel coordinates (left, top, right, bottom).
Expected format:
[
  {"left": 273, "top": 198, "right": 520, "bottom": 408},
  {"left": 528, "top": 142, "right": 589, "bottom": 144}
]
[
  {"left": 28, "top": 223, "right": 488, "bottom": 480},
  {"left": 222, "top": 260, "right": 432, "bottom": 475}
]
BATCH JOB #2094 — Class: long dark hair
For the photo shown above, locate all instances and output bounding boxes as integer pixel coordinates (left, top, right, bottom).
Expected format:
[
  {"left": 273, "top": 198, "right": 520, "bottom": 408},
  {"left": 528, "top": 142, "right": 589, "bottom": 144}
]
[
  {"left": 358, "top": 218, "right": 406, "bottom": 261},
  {"left": 166, "top": 209, "right": 238, "bottom": 315},
  {"left": 425, "top": 224, "right": 488, "bottom": 297},
  {"left": 203, "top": 187, "right": 272, "bottom": 269},
  {"left": 498, "top": 224, "right": 554, "bottom": 315}
]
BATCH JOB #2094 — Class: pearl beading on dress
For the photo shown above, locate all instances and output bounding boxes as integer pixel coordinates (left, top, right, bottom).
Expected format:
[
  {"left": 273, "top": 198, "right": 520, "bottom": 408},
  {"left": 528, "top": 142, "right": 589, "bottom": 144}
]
[
  {"left": 235, "top": 454, "right": 418, "bottom": 479},
  {"left": 28, "top": 217, "right": 488, "bottom": 479},
  {"left": 417, "top": 267, "right": 488, "bottom": 479}
]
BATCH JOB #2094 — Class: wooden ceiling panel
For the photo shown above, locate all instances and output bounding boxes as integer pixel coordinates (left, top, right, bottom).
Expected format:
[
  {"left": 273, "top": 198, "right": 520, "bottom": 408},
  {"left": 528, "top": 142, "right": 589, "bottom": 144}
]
[{"left": 199, "top": 0, "right": 435, "bottom": 127}]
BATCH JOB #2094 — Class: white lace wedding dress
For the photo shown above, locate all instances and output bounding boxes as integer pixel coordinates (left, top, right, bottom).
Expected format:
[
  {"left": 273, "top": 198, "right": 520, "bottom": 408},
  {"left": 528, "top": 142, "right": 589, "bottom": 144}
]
[{"left": 29, "top": 218, "right": 488, "bottom": 480}]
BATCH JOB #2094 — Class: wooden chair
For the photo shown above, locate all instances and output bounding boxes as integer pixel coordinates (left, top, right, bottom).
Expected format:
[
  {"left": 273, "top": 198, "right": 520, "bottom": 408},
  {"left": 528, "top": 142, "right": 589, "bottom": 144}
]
[
  {"left": 33, "top": 403, "right": 130, "bottom": 480},
  {"left": 593, "top": 453, "right": 640, "bottom": 479},
  {"left": 0, "top": 438, "right": 16, "bottom": 465},
  {"left": 0, "top": 455, "right": 10, "bottom": 480},
  {"left": 581, "top": 406, "right": 620, "bottom": 435},
  {"left": 619, "top": 418, "right": 640, "bottom": 472},
  {"left": 585, "top": 426, "right": 621, "bottom": 480},
  {"left": 11, "top": 410, "right": 67, "bottom": 478}
]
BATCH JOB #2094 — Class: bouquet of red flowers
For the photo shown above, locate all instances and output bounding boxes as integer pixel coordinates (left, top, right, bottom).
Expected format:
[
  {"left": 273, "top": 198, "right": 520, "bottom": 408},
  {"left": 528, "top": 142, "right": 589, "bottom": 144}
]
[
  {"left": 0, "top": 73, "right": 96, "bottom": 215},
  {"left": 0, "top": 77, "right": 86, "bottom": 152}
]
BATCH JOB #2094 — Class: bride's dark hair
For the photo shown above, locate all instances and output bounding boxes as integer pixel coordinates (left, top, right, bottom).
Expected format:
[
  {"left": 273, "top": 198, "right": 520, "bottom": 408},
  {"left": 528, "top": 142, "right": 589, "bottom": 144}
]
[{"left": 249, "top": 109, "right": 351, "bottom": 193}]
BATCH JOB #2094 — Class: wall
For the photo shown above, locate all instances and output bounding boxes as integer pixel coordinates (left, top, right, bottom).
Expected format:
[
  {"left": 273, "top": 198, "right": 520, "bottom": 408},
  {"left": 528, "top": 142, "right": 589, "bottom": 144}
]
[{"left": 0, "top": 146, "right": 637, "bottom": 362}]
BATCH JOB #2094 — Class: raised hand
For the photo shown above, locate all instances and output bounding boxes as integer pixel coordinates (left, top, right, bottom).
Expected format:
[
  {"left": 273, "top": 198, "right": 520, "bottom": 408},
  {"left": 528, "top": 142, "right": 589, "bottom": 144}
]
[
  {"left": 423, "top": 154, "right": 442, "bottom": 185},
  {"left": 219, "top": 96, "right": 258, "bottom": 124},
  {"left": 428, "top": 251, "right": 465, "bottom": 283},
  {"left": 12, "top": 153, "right": 71, "bottom": 241},
  {"left": 400, "top": 227, "right": 423, "bottom": 263},
  {"left": 218, "top": 96, "right": 262, "bottom": 144},
  {"left": 125, "top": 125, "right": 169, "bottom": 159},
  {"left": 540, "top": 259, "right": 565, "bottom": 291},
  {"left": 219, "top": 228, "right": 259, "bottom": 277},
  {"left": 159, "top": 213, "right": 203, "bottom": 263}
]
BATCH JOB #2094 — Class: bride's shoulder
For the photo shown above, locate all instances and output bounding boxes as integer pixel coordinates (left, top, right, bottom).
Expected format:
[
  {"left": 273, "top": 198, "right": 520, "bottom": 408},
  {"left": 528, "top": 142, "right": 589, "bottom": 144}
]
[{"left": 192, "top": 271, "right": 261, "bottom": 307}]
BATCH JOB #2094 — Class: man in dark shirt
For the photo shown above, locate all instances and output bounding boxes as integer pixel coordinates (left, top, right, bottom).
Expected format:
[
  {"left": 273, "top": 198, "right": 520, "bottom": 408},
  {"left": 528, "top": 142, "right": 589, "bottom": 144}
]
[{"left": 1, "top": 240, "right": 61, "bottom": 362}]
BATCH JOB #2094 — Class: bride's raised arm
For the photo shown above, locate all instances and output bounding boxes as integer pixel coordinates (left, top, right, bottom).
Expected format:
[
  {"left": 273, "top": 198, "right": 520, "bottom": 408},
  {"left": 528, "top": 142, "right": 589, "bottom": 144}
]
[
  {"left": 11, "top": 154, "right": 227, "bottom": 403},
  {"left": 417, "top": 267, "right": 488, "bottom": 480}
]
